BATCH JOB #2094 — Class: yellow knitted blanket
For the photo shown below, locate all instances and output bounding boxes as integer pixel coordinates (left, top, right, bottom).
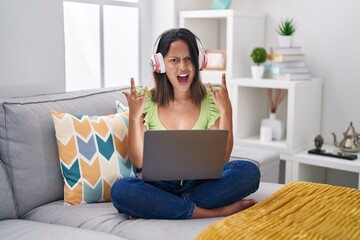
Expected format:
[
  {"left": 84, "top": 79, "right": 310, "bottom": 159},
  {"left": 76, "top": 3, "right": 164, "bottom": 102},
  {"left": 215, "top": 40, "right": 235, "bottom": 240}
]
[{"left": 197, "top": 182, "right": 360, "bottom": 240}]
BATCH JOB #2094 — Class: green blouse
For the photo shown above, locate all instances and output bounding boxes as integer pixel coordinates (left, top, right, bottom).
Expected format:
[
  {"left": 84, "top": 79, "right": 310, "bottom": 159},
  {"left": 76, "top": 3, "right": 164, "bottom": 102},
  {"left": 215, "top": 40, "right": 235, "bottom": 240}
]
[{"left": 137, "top": 88, "right": 220, "bottom": 130}]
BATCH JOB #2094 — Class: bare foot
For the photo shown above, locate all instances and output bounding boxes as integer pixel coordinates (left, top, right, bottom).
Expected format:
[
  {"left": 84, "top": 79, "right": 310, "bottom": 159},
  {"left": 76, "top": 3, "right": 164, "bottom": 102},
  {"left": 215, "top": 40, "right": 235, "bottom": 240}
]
[
  {"left": 192, "top": 199, "right": 257, "bottom": 219},
  {"left": 128, "top": 215, "right": 138, "bottom": 220},
  {"left": 215, "top": 199, "right": 256, "bottom": 216}
]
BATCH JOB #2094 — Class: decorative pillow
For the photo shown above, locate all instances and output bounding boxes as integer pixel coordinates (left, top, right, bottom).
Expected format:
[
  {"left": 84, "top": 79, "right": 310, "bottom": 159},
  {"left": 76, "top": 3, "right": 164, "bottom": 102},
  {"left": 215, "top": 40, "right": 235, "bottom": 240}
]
[
  {"left": 116, "top": 100, "right": 129, "bottom": 113},
  {"left": 51, "top": 110, "right": 135, "bottom": 205}
]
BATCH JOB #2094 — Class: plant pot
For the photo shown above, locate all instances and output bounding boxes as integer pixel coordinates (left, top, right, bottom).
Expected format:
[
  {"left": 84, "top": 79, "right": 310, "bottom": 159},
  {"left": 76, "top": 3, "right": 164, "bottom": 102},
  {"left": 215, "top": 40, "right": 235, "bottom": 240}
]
[
  {"left": 251, "top": 65, "right": 264, "bottom": 79},
  {"left": 278, "top": 35, "right": 293, "bottom": 48},
  {"left": 261, "top": 113, "right": 285, "bottom": 141},
  {"left": 212, "top": 0, "right": 232, "bottom": 9}
]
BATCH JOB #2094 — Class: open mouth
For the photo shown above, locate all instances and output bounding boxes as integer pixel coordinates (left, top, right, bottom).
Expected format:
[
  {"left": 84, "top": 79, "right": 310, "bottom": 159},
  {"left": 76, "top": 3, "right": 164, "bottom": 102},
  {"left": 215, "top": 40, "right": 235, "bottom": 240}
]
[{"left": 177, "top": 74, "right": 188, "bottom": 84}]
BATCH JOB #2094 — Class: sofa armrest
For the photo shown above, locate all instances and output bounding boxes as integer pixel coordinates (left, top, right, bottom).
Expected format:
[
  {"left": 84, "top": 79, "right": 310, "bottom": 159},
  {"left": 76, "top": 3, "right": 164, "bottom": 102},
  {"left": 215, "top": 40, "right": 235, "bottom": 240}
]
[{"left": 0, "top": 161, "right": 17, "bottom": 220}]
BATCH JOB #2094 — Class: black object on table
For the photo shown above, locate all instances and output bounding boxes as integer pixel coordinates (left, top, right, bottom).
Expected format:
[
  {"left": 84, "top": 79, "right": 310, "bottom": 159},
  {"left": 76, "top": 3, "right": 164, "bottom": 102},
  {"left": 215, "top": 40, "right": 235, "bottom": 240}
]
[{"left": 308, "top": 148, "right": 358, "bottom": 160}]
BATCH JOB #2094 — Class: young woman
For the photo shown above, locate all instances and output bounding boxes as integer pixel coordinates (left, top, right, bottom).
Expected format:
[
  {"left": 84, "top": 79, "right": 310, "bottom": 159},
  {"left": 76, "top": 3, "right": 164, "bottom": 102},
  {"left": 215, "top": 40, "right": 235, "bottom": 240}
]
[{"left": 110, "top": 28, "right": 260, "bottom": 219}]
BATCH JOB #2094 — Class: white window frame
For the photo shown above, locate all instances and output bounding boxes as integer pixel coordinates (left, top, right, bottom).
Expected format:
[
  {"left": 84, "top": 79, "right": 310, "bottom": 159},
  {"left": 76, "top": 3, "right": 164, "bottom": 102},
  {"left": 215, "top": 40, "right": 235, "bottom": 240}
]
[{"left": 63, "top": 0, "right": 150, "bottom": 89}]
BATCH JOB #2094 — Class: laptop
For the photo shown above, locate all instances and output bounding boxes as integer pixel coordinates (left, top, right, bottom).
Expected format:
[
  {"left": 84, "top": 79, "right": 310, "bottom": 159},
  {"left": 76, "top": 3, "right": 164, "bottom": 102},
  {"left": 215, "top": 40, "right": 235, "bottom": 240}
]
[{"left": 141, "top": 130, "right": 228, "bottom": 181}]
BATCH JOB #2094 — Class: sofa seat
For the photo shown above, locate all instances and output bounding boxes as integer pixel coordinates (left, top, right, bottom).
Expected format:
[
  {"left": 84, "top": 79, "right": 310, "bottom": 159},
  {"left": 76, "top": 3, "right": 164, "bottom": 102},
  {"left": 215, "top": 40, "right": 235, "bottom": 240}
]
[
  {"left": 0, "top": 219, "right": 126, "bottom": 240},
  {"left": 21, "top": 182, "right": 283, "bottom": 240}
]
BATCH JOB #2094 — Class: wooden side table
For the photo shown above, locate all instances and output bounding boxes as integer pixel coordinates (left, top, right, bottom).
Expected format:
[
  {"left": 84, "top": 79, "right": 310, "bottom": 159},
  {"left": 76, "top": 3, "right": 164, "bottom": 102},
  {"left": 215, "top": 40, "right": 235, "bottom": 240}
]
[{"left": 282, "top": 145, "right": 360, "bottom": 189}]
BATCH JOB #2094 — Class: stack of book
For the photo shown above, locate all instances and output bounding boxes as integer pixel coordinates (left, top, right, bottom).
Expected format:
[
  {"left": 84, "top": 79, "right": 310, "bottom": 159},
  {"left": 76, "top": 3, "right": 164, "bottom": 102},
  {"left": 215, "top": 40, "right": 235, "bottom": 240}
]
[{"left": 265, "top": 46, "right": 311, "bottom": 81}]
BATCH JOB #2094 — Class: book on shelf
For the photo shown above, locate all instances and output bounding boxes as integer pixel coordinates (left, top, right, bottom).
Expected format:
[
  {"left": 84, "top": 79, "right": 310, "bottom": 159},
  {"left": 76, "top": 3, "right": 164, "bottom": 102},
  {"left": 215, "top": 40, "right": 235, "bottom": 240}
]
[
  {"left": 270, "top": 61, "right": 306, "bottom": 68},
  {"left": 264, "top": 65, "right": 309, "bottom": 74},
  {"left": 264, "top": 72, "right": 311, "bottom": 81},
  {"left": 270, "top": 46, "right": 302, "bottom": 55},
  {"left": 267, "top": 54, "right": 305, "bottom": 62}
]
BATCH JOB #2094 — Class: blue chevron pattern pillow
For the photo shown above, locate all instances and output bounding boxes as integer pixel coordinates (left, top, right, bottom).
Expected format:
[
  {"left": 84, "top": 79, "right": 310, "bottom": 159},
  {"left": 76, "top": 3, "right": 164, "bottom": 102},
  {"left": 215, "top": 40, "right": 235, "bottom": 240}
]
[{"left": 51, "top": 111, "right": 135, "bottom": 205}]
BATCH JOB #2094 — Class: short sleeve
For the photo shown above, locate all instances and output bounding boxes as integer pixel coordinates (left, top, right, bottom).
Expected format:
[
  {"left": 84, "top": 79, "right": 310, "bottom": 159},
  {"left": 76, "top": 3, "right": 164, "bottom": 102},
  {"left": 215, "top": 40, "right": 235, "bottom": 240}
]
[{"left": 206, "top": 88, "right": 220, "bottom": 129}]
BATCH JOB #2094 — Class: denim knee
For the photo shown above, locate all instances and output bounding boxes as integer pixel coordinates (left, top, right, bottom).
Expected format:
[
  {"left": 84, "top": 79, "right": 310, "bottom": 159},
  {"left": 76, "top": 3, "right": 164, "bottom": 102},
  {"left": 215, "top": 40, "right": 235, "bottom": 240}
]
[
  {"left": 244, "top": 161, "right": 261, "bottom": 191},
  {"left": 227, "top": 160, "right": 261, "bottom": 192},
  {"left": 110, "top": 177, "right": 139, "bottom": 212}
]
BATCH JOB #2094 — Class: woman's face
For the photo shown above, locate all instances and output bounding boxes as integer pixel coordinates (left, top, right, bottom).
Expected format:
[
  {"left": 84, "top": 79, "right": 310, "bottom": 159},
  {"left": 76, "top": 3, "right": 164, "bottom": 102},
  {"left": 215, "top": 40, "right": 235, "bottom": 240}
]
[{"left": 164, "top": 40, "right": 195, "bottom": 94}]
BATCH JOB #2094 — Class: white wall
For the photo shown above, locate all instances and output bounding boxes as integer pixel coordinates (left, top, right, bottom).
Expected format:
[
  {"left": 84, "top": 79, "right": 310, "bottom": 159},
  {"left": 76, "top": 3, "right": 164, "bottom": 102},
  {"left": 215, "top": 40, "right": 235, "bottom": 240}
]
[
  {"left": 139, "top": 0, "right": 177, "bottom": 87},
  {"left": 0, "top": 0, "right": 66, "bottom": 97},
  {"left": 231, "top": 0, "right": 360, "bottom": 144},
  {"left": 151, "top": 0, "right": 176, "bottom": 42},
  {"left": 139, "top": 0, "right": 152, "bottom": 87}
]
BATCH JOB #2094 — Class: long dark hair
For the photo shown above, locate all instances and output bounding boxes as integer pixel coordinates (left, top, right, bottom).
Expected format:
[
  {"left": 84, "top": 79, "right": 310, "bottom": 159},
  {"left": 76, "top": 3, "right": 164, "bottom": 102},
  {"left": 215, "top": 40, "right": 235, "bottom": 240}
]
[{"left": 151, "top": 28, "right": 206, "bottom": 106}]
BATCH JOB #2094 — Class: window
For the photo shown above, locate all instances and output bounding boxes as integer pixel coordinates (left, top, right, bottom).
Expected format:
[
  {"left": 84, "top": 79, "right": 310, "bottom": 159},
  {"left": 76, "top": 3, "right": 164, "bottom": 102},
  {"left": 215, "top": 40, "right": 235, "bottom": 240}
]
[{"left": 63, "top": 0, "right": 142, "bottom": 91}]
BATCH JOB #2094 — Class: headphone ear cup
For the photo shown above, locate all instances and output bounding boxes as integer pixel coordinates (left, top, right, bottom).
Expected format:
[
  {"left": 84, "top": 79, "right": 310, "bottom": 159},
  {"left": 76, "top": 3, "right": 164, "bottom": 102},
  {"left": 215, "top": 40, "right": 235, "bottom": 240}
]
[
  {"left": 150, "top": 53, "right": 166, "bottom": 73},
  {"left": 196, "top": 37, "right": 207, "bottom": 71},
  {"left": 198, "top": 50, "right": 207, "bottom": 71}
]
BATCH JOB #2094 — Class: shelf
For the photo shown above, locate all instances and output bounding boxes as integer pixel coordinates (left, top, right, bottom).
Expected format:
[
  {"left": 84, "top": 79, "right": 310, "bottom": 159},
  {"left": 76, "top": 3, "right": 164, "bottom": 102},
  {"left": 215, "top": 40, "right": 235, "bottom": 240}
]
[
  {"left": 179, "top": 9, "right": 265, "bottom": 19},
  {"left": 229, "top": 77, "right": 323, "bottom": 154},
  {"left": 235, "top": 135, "right": 287, "bottom": 150},
  {"left": 229, "top": 78, "right": 323, "bottom": 89}
]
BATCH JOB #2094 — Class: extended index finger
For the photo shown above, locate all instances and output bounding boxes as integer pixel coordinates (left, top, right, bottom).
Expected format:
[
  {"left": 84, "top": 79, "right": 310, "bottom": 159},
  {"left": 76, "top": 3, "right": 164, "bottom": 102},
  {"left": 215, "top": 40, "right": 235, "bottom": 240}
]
[
  {"left": 130, "top": 78, "right": 136, "bottom": 94},
  {"left": 221, "top": 73, "right": 227, "bottom": 89}
]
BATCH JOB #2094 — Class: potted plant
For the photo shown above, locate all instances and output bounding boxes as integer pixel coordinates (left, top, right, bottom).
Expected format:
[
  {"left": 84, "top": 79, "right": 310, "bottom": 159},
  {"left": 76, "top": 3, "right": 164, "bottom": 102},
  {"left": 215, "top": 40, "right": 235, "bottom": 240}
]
[
  {"left": 250, "top": 47, "right": 267, "bottom": 79},
  {"left": 277, "top": 18, "right": 296, "bottom": 47}
]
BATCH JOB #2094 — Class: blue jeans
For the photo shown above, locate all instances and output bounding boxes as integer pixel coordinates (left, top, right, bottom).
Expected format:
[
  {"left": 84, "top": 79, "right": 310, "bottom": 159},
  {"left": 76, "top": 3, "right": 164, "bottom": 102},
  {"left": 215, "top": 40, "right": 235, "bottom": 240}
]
[{"left": 110, "top": 160, "right": 260, "bottom": 219}]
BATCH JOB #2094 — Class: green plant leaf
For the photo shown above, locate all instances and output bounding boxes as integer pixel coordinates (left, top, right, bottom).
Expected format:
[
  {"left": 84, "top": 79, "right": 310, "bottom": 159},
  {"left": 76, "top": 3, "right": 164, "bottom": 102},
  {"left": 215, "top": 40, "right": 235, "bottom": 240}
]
[
  {"left": 251, "top": 47, "right": 267, "bottom": 65},
  {"left": 277, "top": 18, "right": 296, "bottom": 36}
]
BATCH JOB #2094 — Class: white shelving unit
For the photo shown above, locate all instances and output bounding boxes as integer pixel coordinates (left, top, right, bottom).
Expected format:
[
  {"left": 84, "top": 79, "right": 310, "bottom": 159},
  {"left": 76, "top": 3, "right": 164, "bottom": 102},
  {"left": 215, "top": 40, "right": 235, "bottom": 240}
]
[
  {"left": 229, "top": 78, "right": 323, "bottom": 155},
  {"left": 179, "top": 10, "right": 265, "bottom": 84}
]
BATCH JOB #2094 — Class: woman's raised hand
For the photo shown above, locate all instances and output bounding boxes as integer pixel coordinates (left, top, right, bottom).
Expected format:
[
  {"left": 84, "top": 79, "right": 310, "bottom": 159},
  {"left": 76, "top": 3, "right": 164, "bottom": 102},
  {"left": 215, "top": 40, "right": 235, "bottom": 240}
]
[
  {"left": 208, "top": 73, "right": 232, "bottom": 114},
  {"left": 122, "top": 78, "right": 148, "bottom": 120}
]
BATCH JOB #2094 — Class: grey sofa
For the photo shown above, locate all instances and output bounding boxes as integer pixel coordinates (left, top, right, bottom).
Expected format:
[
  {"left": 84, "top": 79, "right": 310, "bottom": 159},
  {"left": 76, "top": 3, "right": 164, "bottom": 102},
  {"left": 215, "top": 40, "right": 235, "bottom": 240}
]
[{"left": 0, "top": 87, "right": 282, "bottom": 240}]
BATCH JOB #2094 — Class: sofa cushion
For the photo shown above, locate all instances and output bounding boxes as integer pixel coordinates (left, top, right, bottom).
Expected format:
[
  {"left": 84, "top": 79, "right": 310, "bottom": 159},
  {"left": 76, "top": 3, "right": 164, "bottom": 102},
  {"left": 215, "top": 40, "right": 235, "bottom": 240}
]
[
  {"left": 22, "top": 200, "right": 220, "bottom": 240},
  {"left": 22, "top": 182, "right": 283, "bottom": 240},
  {"left": 0, "top": 219, "right": 126, "bottom": 240},
  {"left": 0, "top": 87, "right": 129, "bottom": 217},
  {"left": 51, "top": 111, "right": 135, "bottom": 205},
  {"left": 0, "top": 161, "right": 17, "bottom": 220}
]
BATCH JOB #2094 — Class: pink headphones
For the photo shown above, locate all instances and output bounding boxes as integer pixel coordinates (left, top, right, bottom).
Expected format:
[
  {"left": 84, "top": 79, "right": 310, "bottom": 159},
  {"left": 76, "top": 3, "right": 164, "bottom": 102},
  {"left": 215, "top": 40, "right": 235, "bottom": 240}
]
[{"left": 150, "top": 34, "right": 207, "bottom": 74}]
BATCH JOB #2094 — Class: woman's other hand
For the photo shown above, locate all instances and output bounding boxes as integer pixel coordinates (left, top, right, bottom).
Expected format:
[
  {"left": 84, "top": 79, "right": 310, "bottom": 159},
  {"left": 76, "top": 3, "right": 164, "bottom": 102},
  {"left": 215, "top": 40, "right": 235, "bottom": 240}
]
[
  {"left": 208, "top": 73, "right": 232, "bottom": 115},
  {"left": 122, "top": 78, "right": 148, "bottom": 120}
]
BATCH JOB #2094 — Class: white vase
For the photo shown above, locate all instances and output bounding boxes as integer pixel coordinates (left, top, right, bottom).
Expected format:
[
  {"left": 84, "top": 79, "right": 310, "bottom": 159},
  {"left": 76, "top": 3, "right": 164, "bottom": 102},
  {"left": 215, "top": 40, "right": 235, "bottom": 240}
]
[
  {"left": 251, "top": 65, "right": 264, "bottom": 79},
  {"left": 261, "top": 113, "right": 285, "bottom": 141},
  {"left": 278, "top": 35, "right": 293, "bottom": 48}
]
